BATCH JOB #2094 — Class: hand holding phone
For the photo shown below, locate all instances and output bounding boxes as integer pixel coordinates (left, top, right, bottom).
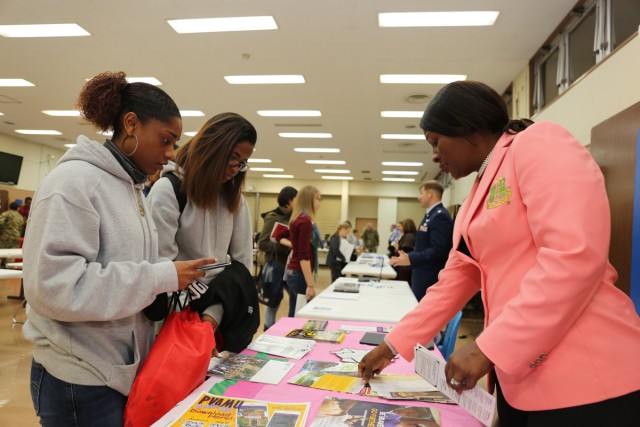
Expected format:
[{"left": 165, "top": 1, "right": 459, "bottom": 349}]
[{"left": 197, "top": 255, "right": 232, "bottom": 271}]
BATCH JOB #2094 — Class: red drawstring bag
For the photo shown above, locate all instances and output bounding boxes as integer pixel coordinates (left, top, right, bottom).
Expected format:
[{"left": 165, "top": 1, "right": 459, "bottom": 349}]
[{"left": 124, "top": 306, "right": 214, "bottom": 427}]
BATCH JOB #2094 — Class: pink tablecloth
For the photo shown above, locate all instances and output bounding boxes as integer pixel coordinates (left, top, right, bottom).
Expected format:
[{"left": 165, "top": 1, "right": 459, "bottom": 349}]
[{"left": 154, "top": 317, "right": 482, "bottom": 426}]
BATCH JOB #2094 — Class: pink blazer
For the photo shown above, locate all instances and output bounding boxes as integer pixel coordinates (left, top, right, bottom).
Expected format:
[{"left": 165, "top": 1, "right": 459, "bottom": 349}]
[{"left": 387, "top": 121, "right": 640, "bottom": 411}]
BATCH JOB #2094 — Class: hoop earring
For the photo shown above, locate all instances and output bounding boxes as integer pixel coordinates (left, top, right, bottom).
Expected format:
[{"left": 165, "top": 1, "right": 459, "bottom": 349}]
[{"left": 123, "top": 134, "right": 139, "bottom": 156}]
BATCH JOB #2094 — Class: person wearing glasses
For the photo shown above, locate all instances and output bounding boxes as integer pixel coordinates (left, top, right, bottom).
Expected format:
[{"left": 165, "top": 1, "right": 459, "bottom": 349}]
[{"left": 147, "top": 112, "right": 256, "bottom": 348}]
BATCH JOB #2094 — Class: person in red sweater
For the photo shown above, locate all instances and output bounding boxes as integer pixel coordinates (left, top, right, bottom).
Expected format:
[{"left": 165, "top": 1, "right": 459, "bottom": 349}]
[{"left": 276, "top": 185, "right": 322, "bottom": 316}]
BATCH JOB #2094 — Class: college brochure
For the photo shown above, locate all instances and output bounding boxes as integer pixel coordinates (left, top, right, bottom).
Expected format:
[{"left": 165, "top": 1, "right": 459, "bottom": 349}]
[
  {"left": 247, "top": 335, "right": 315, "bottom": 359},
  {"left": 285, "top": 328, "right": 346, "bottom": 344},
  {"left": 169, "top": 393, "right": 309, "bottom": 427}
]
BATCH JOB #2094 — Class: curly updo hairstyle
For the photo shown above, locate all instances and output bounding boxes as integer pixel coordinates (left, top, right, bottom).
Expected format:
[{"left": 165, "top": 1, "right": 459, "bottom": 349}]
[{"left": 76, "top": 71, "right": 180, "bottom": 139}]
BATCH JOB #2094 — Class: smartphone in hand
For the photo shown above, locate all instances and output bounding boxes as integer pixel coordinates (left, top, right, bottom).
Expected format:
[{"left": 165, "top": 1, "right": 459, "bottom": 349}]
[{"left": 197, "top": 255, "right": 232, "bottom": 271}]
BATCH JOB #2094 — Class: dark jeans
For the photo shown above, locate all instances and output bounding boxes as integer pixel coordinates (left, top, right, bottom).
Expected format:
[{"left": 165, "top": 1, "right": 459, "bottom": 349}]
[
  {"left": 496, "top": 379, "right": 640, "bottom": 427},
  {"left": 30, "top": 359, "right": 127, "bottom": 427},
  {"left": 285, "top": 269, "right": 307, "bottom": 317}
]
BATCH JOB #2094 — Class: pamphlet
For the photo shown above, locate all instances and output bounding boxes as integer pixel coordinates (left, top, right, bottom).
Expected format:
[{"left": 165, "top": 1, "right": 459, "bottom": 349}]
[
  {"left": 247, "top": 335, "right": 315, "bottom": 359},
  {"left": 270, "top": 222, "right": 289, "bottom": 242},
  {"left": 309, "top": 397, "right": 440, "bottom": 427},
  {"left": 170, "top": 393, "right": 309, "bottom": 427},
  {"left": 286, "top": 329, "right": 346, "bottom": 344},
  {"left": 302, "top": 320, "right": 328, "bottom": 331},
  {"left": 414, "top": 344, "right": 496, "bottom": 427},
  {"left": 339, "top": 238, "right": 355, "bottom": 261},
  {"left": 208, "top": 352, "right": 294, "bottom": 384}
]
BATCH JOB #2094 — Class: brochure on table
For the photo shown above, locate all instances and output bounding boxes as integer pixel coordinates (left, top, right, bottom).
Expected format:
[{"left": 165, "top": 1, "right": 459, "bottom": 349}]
[
  {"left": 208, "top": 352, "right": 294, "bottom": 385},
  {"left": 414, "top": 344, "right": 496, "bottom": 427}
]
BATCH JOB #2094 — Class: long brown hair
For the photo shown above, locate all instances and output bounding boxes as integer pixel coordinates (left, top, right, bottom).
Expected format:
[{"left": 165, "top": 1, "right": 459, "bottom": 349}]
[
  {"left": 290, "top": 185, "right": 320, "bottom": 224},
  {"left": 174, "top": 112, "right": 257, "bottom": 213}
]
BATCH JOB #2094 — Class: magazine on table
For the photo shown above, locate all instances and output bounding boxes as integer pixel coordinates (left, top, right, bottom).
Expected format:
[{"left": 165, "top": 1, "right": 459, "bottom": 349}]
[
  {"left": 309, "top": 396, "right": 440, "bottom": 427},
  {"left": 207, "top": 352, "right": 294, "bottom": 385},
  {"left": 247, "top": 334, "right": 315, "bottom": 359},
  {"left": 169, "top": 393, "right": 309, "bottom": 427},
  {"left": 288, "top": 362, "right": 452, "bottom": 403}
]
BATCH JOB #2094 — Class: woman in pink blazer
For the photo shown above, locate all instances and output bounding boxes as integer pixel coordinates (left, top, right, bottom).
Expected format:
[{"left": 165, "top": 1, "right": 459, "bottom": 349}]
[{"left": 359, "top": 81, "right": 640, "bottom": 426}]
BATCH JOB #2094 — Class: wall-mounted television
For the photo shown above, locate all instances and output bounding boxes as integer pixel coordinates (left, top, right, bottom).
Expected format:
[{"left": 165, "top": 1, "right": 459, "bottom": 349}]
[{"left": 0, "top": 151, "right": 23, "bottom": 185}]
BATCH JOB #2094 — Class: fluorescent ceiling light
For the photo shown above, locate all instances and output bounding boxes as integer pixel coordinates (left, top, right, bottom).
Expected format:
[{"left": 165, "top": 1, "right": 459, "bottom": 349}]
[
  {"left": 126, "top": 77, "right": 162, "bottom": 85},
  {"left": 305, "top": 160, "right": 346, "bottom": 165},
  {"left": 322, "top": 176, "right": 353, "bottom": 180},
  {"left": 263, "top": 174, "right": 294, "bottom": 179},
  {"left": 294, "top": 148, "right": 340, "bottom": 153},
  {"left": 248, "top": 158, "right": 272, "bottom": 163},
  {"left": 383, "top": 177, "right": 416, "bottom": 182},
  {"left": 380, "top": 74, "right": 466, "bottom": 84},
  {"left": 258, "top": 110, "right": 321, "bottom": 117},
  {"left": 0, "top": 79, "right": 34, "bottom": 87},
  {"left": 180, "top": 110, "right": 205, "bottom": 117},
  {"left": 382, "top": 171, "right": 419, "bottom": 175},
  {"left": 381, "top": 111, "right": 423, "bottom": 118},
  {"left": 250, "top": 167, "right": 284, "bottom": 172},
  {"left": 379, "top": 11, "right": 499, "bottom": 27},
  {"left": 64, "top": 144, "right": 76, "bottom": 148},
  {"left": 382, "top": 134, "right": 425, "bottom": 140},
  {"left": 280, "top": 132, "right": 332, "bottom": 139},
  {"left": 42, "top": 110, "right": 80, "bottom": 117},
  {"left": 183, "top": 131, "right": 197, "bottom": 137},
  {"left": 0, "top": 112, "right": 3, "bottom": 116},
  {"left": 15, "top": 129, "right": 62, "bottom": 135},
  {"left": 314, "top": 169, "right": 350, "bottom": 174},
  {"left": 0, "top": 23, "right": 90, "bottom": 38},
  {"left": 168, "top": 16, "right": 277, "bottom": 34},
  {"left": 97, "top": 130, "right": 113, "bottom": 136},
  {"left": 382, "top": 161, "right": 423, "bottom": 166},
  {"left": 225, "top": 75, "right": 305, "bottom": 84}
]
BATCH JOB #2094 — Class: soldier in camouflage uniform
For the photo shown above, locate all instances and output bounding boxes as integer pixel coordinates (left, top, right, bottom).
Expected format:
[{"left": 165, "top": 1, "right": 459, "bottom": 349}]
[{"left": 0, "top": 201, "right": 24, "bottom": 249}]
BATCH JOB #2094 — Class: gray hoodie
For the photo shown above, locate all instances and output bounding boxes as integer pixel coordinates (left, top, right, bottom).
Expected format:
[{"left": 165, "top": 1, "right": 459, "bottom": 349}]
[
  {"left": 22, "top": 135, "right": 178, "bottom": 395},
  {"left": 147, "top": 162, "right": 253, "bottom": 320}
]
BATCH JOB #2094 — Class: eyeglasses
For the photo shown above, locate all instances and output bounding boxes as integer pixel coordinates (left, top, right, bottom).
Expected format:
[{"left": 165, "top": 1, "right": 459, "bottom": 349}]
[{"left": 228, "top": 157, "right": 249, "bottom": 172}]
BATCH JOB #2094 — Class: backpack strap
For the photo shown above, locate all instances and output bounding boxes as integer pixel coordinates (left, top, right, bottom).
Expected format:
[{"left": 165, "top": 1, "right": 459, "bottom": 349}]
[{"left": 165, "top": 172, "right": 187, "bottom": 214}]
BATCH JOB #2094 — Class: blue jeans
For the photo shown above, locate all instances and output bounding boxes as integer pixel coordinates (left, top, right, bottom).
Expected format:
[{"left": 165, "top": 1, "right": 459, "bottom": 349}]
[
  {"left": 264, "top": 262, "right": 285, "bottom": 329},
  {"left": 30, "top": 359, "right": 127, "bottom": 427},
  {"left": 285, "top": 270, "right": 307, "bottom": 317}
]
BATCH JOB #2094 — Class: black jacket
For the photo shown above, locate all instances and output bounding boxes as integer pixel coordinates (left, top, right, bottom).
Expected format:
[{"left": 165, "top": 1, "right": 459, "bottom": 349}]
[{"left": 189, "top": 261, "right": 260, "bottom": 352}]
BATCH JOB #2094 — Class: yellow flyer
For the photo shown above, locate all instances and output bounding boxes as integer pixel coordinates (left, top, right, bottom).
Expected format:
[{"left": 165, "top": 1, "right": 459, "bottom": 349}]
[{"left": 170, "top": 393, "right": 309, "bottom": 427}]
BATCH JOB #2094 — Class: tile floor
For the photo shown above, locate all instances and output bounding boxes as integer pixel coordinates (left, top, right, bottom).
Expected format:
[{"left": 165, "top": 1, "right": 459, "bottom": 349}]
[{"left": 0, "top": 267, "right": 486, "bottom": 426}]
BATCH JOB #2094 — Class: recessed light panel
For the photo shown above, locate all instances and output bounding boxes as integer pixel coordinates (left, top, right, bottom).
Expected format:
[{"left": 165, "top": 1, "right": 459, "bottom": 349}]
[
  {"left": 381, "top": 134, "right": 425, "bottom": 140},
  {"left": 305, "top": 160, "right": 345, "bottom": 165},
  {"left": 322, "top": 176, "right": 353, "bottom": 180},
  {"left": 0, "top": 23, "right": 90, "bottom": 37},
  {"left": 16, "top": 129, "right": 61, "bottom": 135},
  {"left": 294, "top": 148, "right": 339, "bottom": 153},
  {"left": 382, "top": 161, "right": 424, "bottom": 166},
  {"left": 42, "top": 110, "right": 80, "bottom": 117},
  {"left": 263, "top": 174, "right": 294, "bottom": 179},
  {"left": 258, "top": 110, "right": 321, "bottom": 117},
  {"left": 380, "top": 74, "right": 466, "bottom": 84},
  {"left": 0, "top": 79, "right": 34, "bottom": 87},
  {"left": 383, "top": 177, "right": 416, "bottom": 182},
  {"left": 248, "top": 158, "right": 272, "bottom": 163},
  {"left": 179, "top": 110, "right": 205, "bottom": 117},
  {"left": 379, "top": 11, "right": 499, "bottom": 27},
  {"left": 250, "top": 167, "right": 284, "bottom": 172},
  {"left": 168, "top": 16, "right": 277, "bottom": 34},
  {"left": 225, "top": 75, "right": 305, "bottom": 84},
  {"left": 382, "top": 171, "right": 420, "bottom": 175},
  {"left": 280, "top": 132, "right": 332, "bottom": 139},
  {"left": 314, "top": 169, "right": 350, "bottom": 174},
  {"left": 381, "top": 111, "right": 423, "bottom": 118}
]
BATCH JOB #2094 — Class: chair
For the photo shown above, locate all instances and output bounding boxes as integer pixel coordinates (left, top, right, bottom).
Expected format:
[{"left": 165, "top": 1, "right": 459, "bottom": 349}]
[{"left": 437, "top": 311, "right": 463, "bottom": 360}]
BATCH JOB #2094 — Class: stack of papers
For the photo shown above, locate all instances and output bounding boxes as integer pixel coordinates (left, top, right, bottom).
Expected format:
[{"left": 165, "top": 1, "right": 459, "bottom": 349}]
[{"left": 208, "top": 352, "right": 294, "bottom": 384}]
